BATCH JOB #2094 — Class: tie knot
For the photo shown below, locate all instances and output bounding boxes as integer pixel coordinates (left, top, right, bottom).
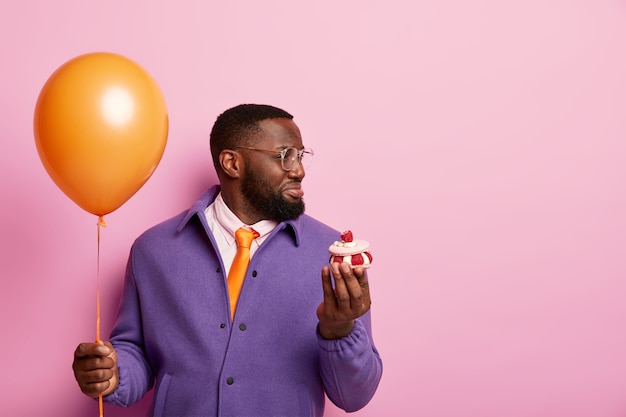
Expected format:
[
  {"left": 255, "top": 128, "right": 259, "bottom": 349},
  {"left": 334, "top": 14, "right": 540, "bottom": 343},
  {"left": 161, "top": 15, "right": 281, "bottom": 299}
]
[{"left": 235, "top": 227, "right": 258, "bottom": 249}]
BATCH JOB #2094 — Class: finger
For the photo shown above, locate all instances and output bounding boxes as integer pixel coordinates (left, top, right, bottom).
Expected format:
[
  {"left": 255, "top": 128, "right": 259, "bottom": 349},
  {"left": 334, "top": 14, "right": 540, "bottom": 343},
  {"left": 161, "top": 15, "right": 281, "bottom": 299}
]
[
  {"left": 351, "top": 267, "right": 371, "bottom": 305},
  {"left": 73, "top": 358, "right": 114, "bottom": 384},
  {"left": 83, "top": 356, "right": 116, "bottom": 372},
  {"left": 339, "top": 263, "right": 360, "bottom": 289},
  {"left": 81, "top": 366, "right": 116, "bottom": 383},
  {"left": 321, "top": 266, "right": 336, "bottom": 301},
  {"left": 335, "top": 263, "right": 366, "bottom": 309},
  {"left": 74, "top": 342, "right": 111, "bottom": 359},
  {"left": 331, "top": 263, "right": 351, "bottom": 305},
  {"left": 82, "top": 380, "right": 113, "bottom": 397},
  {"left": 352, "top": 266, "right": 367, "bottom": 283}
]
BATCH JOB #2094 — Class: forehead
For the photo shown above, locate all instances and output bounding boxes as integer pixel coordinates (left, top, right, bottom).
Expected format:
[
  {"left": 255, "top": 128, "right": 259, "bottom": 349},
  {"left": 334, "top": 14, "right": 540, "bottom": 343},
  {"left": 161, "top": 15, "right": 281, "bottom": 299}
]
[{"left": 254, "top": 118, "right": 303, "bottom": 148}]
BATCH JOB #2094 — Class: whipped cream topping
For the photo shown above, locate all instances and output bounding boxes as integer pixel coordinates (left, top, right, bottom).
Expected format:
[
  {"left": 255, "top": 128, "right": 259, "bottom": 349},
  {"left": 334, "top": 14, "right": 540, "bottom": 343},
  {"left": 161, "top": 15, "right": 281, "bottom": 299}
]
[{"left": 331, "top": 240, "right": 357, "bottom": 248}]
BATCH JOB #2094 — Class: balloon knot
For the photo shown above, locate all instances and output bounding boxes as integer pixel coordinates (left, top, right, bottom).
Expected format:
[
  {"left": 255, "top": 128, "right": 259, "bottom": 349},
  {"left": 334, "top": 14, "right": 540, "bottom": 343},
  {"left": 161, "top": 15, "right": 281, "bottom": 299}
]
[{"left": 97, "top": 216, "right": 107, "bottom": 227}]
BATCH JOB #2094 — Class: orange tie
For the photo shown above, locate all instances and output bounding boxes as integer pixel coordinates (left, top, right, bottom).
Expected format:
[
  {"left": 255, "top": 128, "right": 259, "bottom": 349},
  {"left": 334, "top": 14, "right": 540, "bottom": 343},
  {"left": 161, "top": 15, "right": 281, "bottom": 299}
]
[{"left": 228, "top": 227, "right": 259, "bottom": 320}]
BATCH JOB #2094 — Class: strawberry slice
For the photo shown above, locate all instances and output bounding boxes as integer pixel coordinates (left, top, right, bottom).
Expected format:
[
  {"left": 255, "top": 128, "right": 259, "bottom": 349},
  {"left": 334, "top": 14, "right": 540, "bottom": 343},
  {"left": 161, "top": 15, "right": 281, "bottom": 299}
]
[{"left": 351, "top": 253, "right": 364, "bottom": 265}]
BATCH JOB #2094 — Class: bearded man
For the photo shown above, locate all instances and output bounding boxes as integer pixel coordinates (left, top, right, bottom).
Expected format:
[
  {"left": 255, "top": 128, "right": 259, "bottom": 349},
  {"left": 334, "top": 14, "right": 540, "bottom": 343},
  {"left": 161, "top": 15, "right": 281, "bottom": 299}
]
[{"left": 72, "top": 104, "right": 382, "bottom": 417}]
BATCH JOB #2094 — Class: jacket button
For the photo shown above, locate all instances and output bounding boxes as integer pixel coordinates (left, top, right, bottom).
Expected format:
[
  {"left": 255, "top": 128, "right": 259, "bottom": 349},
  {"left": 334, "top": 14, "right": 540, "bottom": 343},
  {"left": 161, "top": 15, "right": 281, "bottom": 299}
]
[
  {"left": 226, "top": 377, "right": 234, "bottom": 385},
  {"left": 220, "top": 323, "right": 225, "bottom": 328},
  {"left": 239, "top": 323, "right": 247, "bottom": 331},
  {"left": 251, "top": 270, "right": 257, "bottom": 277},
  {"left": 216, "top": 267, "right": 221, "bottom": 273}
]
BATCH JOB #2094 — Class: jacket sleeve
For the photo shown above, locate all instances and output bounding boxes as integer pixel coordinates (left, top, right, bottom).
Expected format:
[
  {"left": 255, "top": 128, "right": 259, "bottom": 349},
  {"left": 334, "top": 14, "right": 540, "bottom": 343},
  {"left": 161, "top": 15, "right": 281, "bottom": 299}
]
[
  {"left": 103, "top": 250, "right": 155, "bottom": 407},
  {"left": 317, "top": 311, "right": 383, "bottom": 412}
]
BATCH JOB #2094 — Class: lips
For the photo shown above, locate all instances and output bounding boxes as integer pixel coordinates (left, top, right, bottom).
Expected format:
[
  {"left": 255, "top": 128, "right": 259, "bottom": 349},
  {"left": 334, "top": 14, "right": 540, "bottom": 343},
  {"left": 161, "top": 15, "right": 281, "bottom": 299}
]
[{"left": 283, "top": 183, "right": 304, "bottom": 199}]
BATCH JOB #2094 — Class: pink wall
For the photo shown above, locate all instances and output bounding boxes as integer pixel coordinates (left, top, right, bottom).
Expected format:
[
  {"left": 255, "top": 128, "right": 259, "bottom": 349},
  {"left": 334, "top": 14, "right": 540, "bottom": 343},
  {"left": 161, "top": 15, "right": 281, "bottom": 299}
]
[{"left": 2, "top": 1, "right": 626, "bottom": 416}]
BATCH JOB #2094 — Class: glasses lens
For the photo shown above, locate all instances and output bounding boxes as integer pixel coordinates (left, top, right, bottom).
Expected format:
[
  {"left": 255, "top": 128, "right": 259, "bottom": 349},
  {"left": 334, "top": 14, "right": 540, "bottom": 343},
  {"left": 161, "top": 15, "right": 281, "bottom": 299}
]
[
  {"left": 300, "top": 149, "right": 313, "bottom": 169},
  {"left": 282, "top": 148, "right": 313, "bottom": 171}
]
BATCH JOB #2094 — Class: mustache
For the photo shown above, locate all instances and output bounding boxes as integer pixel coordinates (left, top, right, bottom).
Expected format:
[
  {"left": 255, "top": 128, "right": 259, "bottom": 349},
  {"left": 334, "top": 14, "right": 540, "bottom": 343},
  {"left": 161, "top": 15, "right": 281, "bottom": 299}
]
[{"left": 281, "top": 180, "right": 302, "bottom": 189}]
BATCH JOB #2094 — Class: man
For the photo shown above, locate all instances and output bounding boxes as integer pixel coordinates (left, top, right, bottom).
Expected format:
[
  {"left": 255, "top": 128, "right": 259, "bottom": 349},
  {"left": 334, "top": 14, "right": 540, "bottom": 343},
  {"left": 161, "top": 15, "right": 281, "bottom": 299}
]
[{"left": 73, "top": 104, "right": 382, "bottom": 416}]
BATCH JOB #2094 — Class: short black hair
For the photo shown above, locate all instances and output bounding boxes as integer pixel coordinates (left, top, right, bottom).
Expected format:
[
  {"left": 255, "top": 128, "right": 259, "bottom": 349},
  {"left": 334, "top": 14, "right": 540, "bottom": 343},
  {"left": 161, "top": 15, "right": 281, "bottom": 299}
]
[{"left": 210, "top": 104, "right": 293, "bottom": 173}]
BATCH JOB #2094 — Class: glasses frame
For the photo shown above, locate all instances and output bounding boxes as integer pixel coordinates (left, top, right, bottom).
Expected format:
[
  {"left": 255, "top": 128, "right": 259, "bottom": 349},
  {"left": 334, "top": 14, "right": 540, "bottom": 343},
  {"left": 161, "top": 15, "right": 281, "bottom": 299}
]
[{"left": 234, "top": 146, "right": 314, "bottom": 171}]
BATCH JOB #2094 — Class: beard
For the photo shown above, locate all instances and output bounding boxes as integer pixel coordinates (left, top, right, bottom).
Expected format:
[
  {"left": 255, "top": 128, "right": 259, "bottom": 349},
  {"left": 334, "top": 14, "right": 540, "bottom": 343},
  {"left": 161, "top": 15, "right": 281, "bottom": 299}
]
[{"left": 241, "top": 165, "right": 305, "bottom": 222}]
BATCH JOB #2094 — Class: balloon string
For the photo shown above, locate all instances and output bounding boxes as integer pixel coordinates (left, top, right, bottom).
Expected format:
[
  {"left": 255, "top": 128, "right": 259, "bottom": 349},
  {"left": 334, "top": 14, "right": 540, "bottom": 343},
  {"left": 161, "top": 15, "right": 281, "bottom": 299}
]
[{"left": 97, "top": 216, "right": 107, "bottom": 417}]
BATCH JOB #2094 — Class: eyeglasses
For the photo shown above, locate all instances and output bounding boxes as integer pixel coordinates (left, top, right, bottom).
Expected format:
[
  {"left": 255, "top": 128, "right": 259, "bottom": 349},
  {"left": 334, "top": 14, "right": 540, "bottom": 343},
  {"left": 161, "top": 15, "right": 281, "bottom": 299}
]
[{"left": 235, "top": 146, "right": 314, "bottom": 171}]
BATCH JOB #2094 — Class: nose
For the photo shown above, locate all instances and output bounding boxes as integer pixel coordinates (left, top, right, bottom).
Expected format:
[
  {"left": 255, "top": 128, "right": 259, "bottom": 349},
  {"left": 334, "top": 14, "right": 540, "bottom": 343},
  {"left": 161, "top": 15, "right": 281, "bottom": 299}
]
[{"left": 287, "top": 159, "right": 305, "bottom": 179}]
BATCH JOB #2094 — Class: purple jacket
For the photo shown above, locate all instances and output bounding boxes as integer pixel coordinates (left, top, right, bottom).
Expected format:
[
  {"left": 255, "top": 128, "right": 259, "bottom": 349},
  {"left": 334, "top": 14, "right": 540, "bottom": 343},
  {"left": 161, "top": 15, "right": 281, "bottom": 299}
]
[{"left": 104, "top": 186, "right": 382, "bottom": 416}]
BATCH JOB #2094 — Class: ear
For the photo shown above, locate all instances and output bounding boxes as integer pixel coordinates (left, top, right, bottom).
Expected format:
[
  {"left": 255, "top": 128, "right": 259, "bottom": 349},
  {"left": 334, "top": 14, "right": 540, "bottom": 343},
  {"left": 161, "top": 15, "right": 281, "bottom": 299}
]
[{"left": 219, "top": 149, "right": 243, "bottom": 179}]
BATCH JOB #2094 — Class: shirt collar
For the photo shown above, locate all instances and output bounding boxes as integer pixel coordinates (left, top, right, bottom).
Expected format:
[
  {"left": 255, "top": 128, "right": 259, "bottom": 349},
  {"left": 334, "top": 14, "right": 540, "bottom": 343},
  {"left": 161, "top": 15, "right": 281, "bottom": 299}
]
[{"left": 210, "top": 192, "right": 278, "bottom": 244}]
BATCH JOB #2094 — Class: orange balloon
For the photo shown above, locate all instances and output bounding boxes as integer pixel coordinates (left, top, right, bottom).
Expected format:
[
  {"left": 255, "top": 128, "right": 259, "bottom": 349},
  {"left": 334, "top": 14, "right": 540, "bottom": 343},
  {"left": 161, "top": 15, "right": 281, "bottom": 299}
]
[{"left": 34, "top": 52, "right": 168, "bottom": 216}]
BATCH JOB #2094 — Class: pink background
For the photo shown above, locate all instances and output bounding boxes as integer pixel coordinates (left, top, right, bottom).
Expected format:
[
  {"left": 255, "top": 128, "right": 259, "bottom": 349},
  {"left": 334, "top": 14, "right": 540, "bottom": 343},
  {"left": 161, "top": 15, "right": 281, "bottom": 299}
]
[{"left": 2, "top": 1, "right": 626, "bottom": 416}]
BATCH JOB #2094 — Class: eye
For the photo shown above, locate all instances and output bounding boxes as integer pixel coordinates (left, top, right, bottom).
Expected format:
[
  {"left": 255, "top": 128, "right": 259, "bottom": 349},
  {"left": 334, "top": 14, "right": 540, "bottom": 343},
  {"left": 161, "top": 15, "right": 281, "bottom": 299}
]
[{"left": 283, "top": 148, "right": 299, "bottom": 161}]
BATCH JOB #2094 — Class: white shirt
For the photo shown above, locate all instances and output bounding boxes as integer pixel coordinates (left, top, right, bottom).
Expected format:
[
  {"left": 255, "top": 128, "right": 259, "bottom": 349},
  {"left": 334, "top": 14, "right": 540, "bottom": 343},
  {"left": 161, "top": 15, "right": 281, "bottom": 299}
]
[{"left": 204, "top": 192, "right": 277, "bottom": 274}]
